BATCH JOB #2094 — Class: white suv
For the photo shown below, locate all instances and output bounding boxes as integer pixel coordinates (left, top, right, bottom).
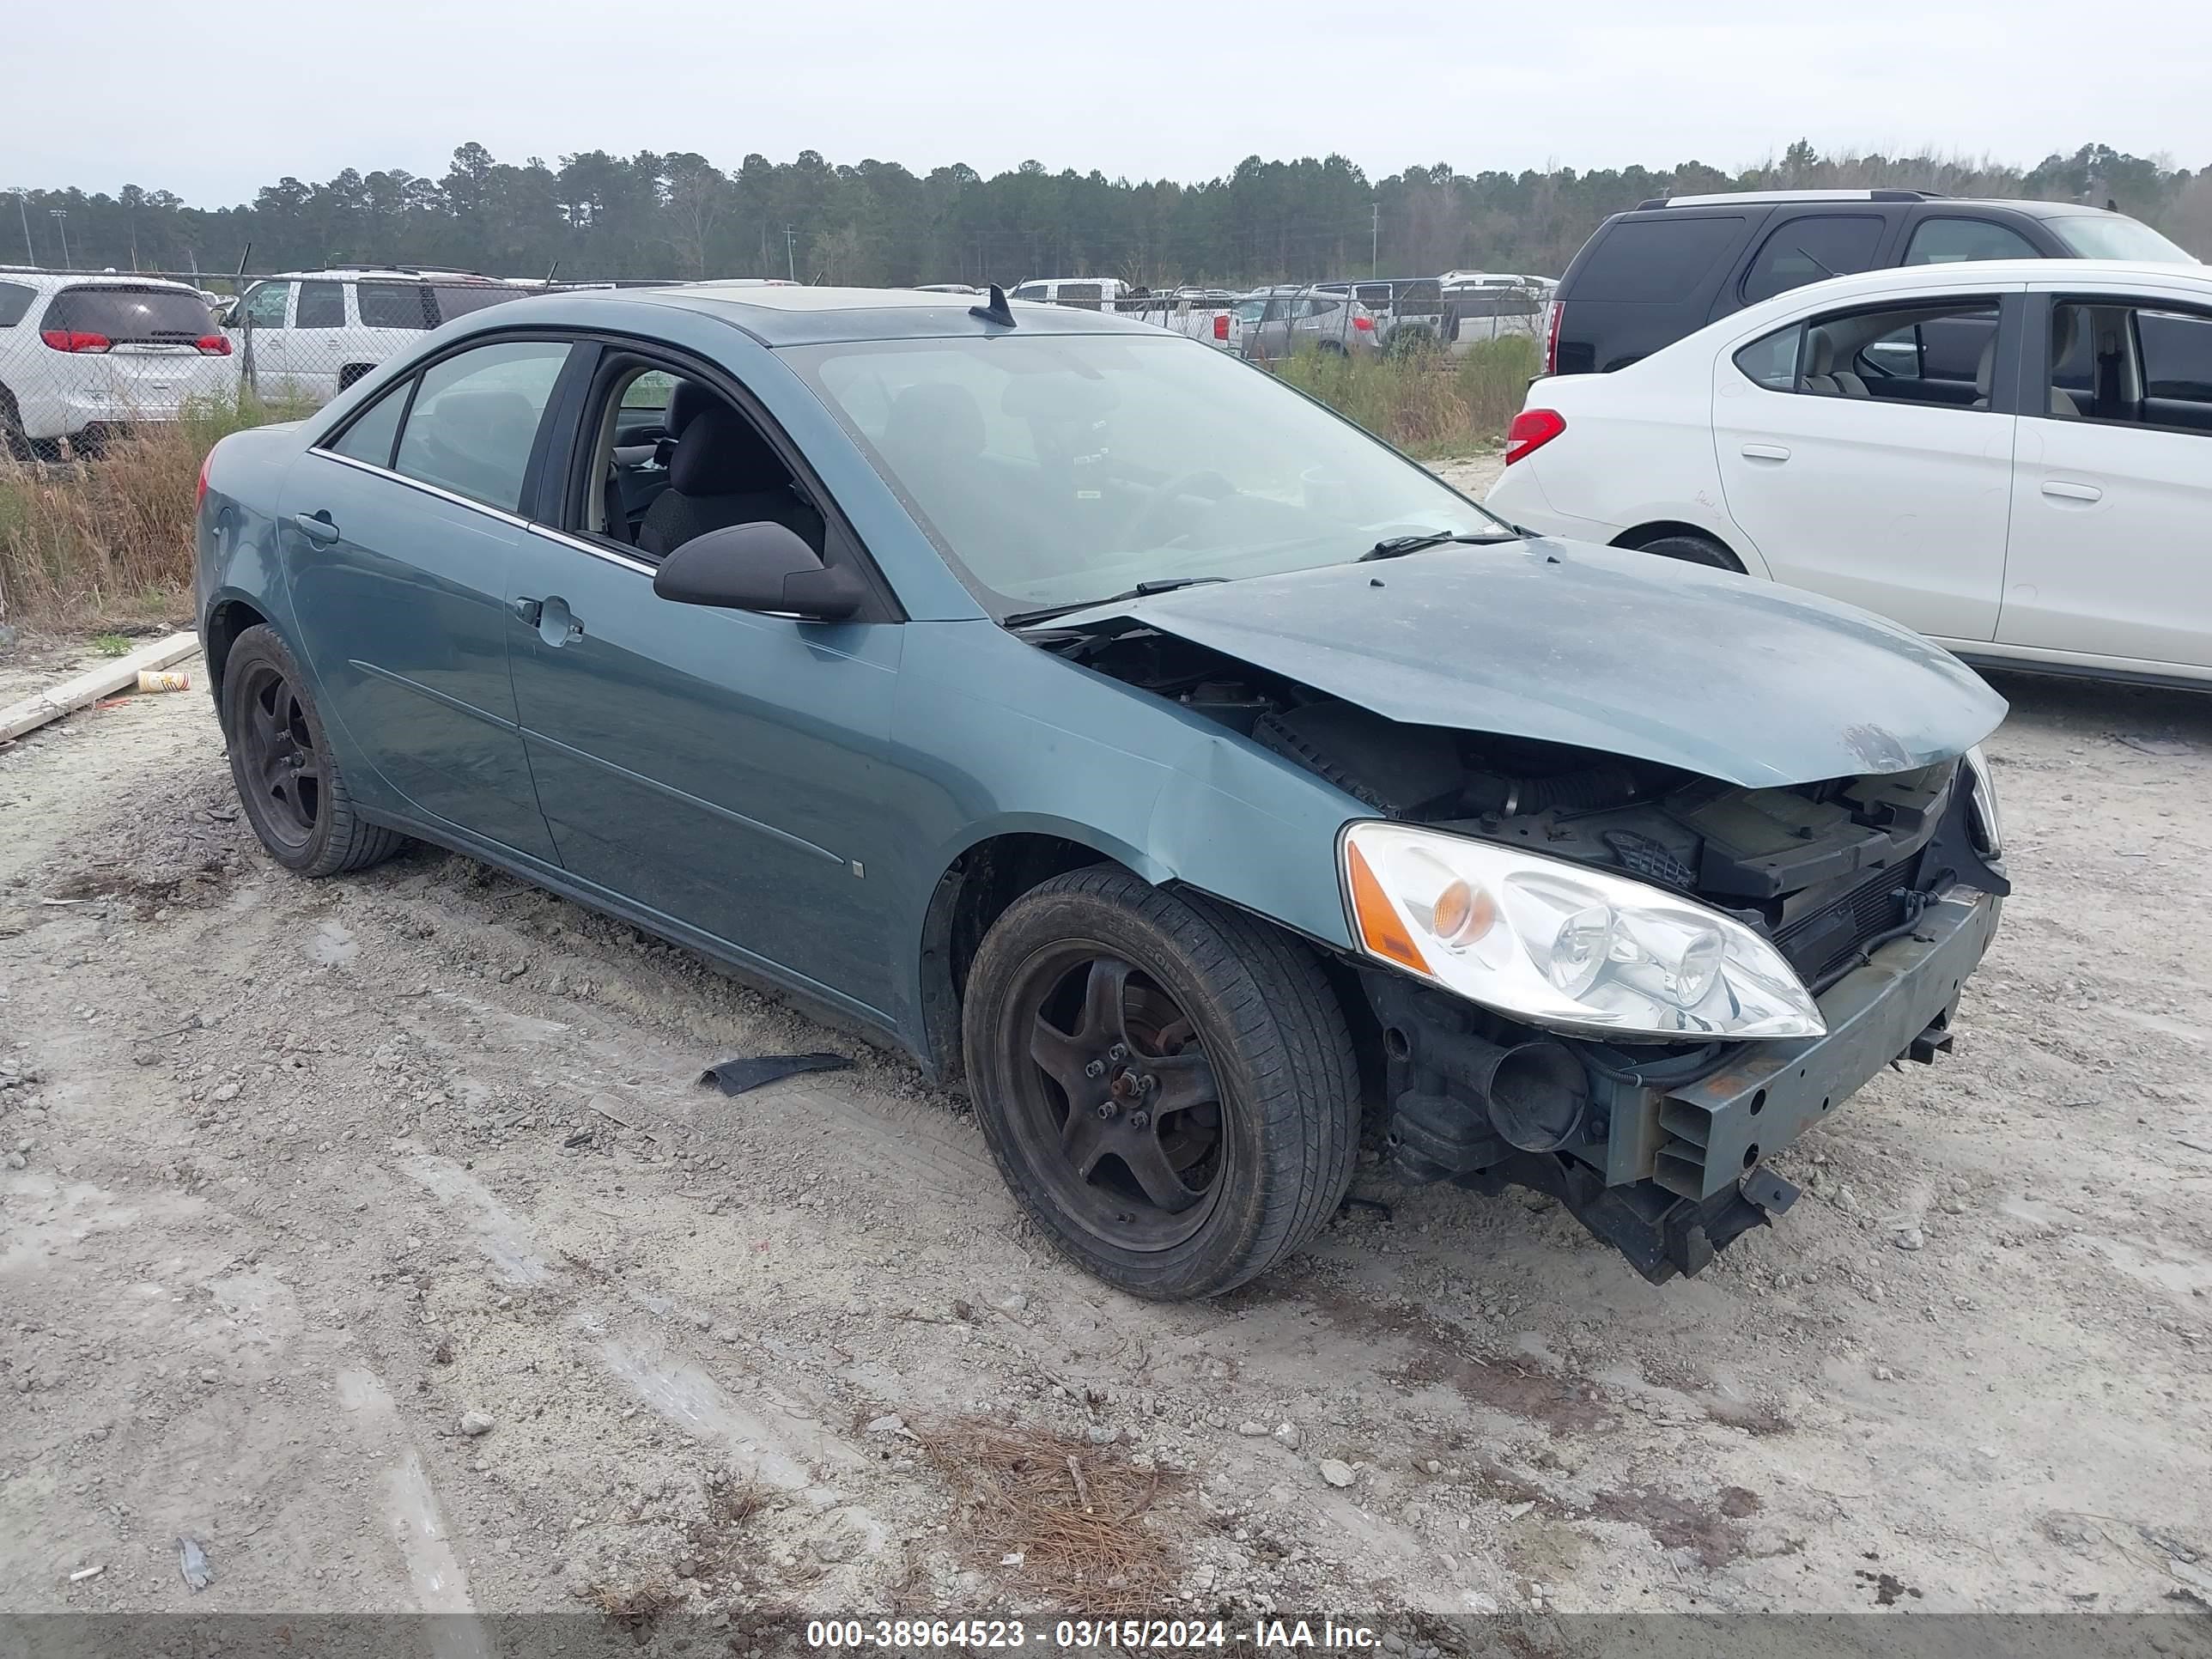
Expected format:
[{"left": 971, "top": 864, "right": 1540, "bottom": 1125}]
[
  {"left": 0, "top": 272, "right": 237, "bottom": 458},
  {"left": 223, "top": 267, "right": 531, "bottom": 402}
]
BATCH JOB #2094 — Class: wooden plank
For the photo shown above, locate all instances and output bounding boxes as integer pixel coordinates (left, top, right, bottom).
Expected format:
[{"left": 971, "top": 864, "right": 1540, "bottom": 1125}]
[{"left": 0, "top": 631, "right": 203, "bottom": 744}]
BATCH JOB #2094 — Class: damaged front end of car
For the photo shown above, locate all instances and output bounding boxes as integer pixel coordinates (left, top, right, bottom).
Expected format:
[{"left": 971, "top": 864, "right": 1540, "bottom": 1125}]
[
  {"left": 1346, "top": 739, "right": 2008, "bottom": 1281},
  {"left": 1027, "top": 544, "right": 2010, "bottom": 1281}
]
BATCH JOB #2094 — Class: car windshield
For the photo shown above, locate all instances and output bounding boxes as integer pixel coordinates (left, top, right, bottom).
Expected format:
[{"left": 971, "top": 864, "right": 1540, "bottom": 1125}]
[
  {"left": 786, "top": 332, "right": 1504, "bottom": 617},
  {"left": 2045, "top": 215, "right": 2199, "bottom": 264}
]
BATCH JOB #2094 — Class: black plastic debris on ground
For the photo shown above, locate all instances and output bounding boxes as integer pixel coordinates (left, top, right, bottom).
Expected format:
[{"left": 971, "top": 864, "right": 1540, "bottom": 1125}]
[{"left": 698, "top": 1053, "right": 851, "bottom": 1097}]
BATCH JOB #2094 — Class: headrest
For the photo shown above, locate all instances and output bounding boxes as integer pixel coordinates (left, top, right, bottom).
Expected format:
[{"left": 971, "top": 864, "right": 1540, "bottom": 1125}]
[
  {"left": 2051, "top": 307, "right": 2081, "bottom": 368},
  {"left": 669, "top": 402, "right": 791, "bottom": 495},
  {"left": 665, "top": 379, "right": 718, "bottom": 437},
  {"left": 882, "top": 382, "right": 986, "bottom": 459},
  {"left": 1803, "top": 329, "right": 1838, "bottom": 376},
  {"left": 1975, "top": 336, "right": 1997, "bottom": 397}
]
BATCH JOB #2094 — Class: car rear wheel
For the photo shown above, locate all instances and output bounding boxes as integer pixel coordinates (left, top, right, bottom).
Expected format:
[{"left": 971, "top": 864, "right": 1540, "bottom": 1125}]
[
  {"left": 962, "top": 866, "right": 1359, "bottom": 1299},
  {"left": 1632, "top": 532, "right": 1743, "bottom": 573},
  {"left": 0, "top": 387, "right": 33, "bottom": 464},
  {"left": 221, "top": 624, "right": 406, "bottom": 878}
]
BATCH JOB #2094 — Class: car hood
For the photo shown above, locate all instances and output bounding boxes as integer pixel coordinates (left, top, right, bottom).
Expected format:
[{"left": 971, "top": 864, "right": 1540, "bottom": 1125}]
[{"left": 1049, "top": 538, "right": 2006, "bottom": 787}]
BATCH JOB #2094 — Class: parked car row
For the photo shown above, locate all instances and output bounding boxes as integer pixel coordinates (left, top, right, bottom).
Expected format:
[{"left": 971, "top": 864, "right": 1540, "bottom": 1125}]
[{"left": 1005, "top": 271, "right": 1559, "bottom": 362}]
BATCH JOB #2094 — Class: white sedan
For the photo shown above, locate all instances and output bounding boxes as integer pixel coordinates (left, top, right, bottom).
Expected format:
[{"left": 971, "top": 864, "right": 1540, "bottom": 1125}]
[{"left": 1484, "top": 258, "right": 2212, "bottom": 688}]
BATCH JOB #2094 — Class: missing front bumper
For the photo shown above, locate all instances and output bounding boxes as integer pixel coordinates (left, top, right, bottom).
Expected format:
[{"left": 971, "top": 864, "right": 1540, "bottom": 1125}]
[{"left": 1366, "top": 889, "right": 2002, "bottom": 1282}]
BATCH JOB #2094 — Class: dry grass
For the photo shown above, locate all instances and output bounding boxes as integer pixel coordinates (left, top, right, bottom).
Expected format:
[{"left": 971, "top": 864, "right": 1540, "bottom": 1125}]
[
  {"left": 1454, "top": 335, "right": 1542, "bottom": 441},
  {"left": 1275, "top": 334, "right": 1540, "bottom": 459},
  {"left": 920, "top": 1419, "right": 1183, "bottom": 1612},
  {"left": 0, "top": 394, "right": 311, "bottom": 629},
  {"left": 584, "top": 1570, "right": 684, "bottom": 1625}
]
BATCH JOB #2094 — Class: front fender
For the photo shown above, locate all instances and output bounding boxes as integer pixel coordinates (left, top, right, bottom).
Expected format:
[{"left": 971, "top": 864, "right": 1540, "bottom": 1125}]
[{"left": 889, "top": 621, "right": 1366, "bottom": 1057}]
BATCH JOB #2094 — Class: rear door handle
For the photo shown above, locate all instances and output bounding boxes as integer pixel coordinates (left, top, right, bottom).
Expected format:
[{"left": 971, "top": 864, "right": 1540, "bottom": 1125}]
[
  {"left": 293, "top": 510, "right": 339, "bottom": 543},
  {"left": 1740, "top": 443, "right": 1791, "bottom": 462},
  {"left": 2041, "top": 480, "right": 2102, "bottom": 503},
  {"left": 512, "top": 596, "right": 544, "bottom": 626}
]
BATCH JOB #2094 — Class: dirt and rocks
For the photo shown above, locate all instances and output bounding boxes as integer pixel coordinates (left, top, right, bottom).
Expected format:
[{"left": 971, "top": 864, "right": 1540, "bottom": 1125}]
[{"left": 2, "top": 618, "right": 2209, "bottom": 1634}]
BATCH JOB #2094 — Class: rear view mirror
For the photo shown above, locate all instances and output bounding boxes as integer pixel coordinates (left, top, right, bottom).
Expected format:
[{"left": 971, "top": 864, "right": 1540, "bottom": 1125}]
[{"left": 652, "top": 522, "right": 865, "bottom": 622}]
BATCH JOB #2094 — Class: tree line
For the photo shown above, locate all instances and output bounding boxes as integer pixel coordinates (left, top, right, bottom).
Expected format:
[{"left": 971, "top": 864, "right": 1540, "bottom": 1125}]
[{"left": 9, "top": 139, "right": 2209, "bottom": 290}]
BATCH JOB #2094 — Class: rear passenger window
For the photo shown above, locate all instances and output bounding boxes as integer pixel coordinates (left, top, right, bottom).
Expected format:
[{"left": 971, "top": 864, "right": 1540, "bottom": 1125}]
[
  {"left": 1735, "top": 300, "right": 1999, "bottom": 409},
  {"left": 327, "top": 380, "right": 408, "bottom": 469},
  {"left": 391, "top": 340, "right": 570, "bottom": 514},
  {"left": 358, "top": 283, "right": 430, "bottom": 330},
  {"left": 1570, "top": 216, "right": 1745, "bottom": 302},
  {"left": 295, "top": 281, "right": 343, "bottom": 328},
  {"left": 1058, "top": 283, "right": 1103, "bottom": 310},
  {"left": 1734, "top": 325, "right": 1801, "bottom": 390},
  {"left": 1741, "top": 216, "right": 1887, "bottom": 304},
  {"left": 1904, "top": 217, "right": 2039, "bottom": 264},
  {"left": 0, "top": 282, "right": 34, "bottom": 327}
]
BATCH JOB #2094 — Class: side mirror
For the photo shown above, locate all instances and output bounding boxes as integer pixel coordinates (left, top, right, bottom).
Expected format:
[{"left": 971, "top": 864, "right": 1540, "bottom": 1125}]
[{"left": 653, "top": 522, "right": 866, "bottom": 623}]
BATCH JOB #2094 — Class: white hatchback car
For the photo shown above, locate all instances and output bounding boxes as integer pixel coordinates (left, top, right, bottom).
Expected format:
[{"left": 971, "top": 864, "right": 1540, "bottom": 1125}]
[
  {"left": 224, "top": 267, "right": 530, "bottom": 402},
  {"left": 1485, "top": 258, "right": 2212, "bottom": 688},
  {"left": 0, "top": 273, "right": 236, "bottom": 458}
]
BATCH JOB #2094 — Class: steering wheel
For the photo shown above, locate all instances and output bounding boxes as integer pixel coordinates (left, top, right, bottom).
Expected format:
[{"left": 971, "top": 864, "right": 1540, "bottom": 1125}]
[{"left": 1123, "top": 470, "right": 1236, "bottom": 549}]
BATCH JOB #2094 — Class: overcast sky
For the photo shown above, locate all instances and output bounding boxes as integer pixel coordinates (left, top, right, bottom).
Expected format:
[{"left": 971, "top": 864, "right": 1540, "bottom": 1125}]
[{"left": 14, "top": 0, "right": 2209, "bottom": 203}]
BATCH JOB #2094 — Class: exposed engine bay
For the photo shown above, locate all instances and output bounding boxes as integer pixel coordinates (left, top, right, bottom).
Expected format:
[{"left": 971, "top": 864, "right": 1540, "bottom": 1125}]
[{"left": 1038, "top": 621, "right": 2011, "bottom": 1281}]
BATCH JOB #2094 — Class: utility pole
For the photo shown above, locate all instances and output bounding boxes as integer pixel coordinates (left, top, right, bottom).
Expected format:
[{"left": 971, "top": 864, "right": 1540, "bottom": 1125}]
[
  {"left": 785, "top": 225, "right": 797, "bottom": 283},
  {"left": 1370, "top": 202, "right": 1379, "bottom": 277},
  {"left": 50, "top": 208, "right": 70, "bottom": 270},
  {"left": 11, "top": 189, "right": 32, "bottom": 265}
]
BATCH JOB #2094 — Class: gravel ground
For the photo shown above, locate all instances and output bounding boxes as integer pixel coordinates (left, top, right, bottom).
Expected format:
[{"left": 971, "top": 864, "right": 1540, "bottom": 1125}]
[{"left": 2, "top": 594, "right": 2209, "bottom": 1632}]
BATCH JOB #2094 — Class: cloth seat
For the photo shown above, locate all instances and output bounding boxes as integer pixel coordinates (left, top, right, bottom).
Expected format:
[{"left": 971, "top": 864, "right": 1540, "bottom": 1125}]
[{"left": 635, "top": 402, "right": 823, "bottom": 559}]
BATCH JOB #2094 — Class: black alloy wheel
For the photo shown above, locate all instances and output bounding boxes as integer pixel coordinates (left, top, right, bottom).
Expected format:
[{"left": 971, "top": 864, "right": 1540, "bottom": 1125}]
[
  {"left": 219, "top": 623, "right": 405, "bottom": 878},
  {"left": 1006, "top": 947, "right": 1228, "bottom": 1251},
  {"left": 233, "top": 659, "right": 325, "bottom": 852},
  {"left": 963, "top": 866, "right": 1360, "bottom": 1299}
]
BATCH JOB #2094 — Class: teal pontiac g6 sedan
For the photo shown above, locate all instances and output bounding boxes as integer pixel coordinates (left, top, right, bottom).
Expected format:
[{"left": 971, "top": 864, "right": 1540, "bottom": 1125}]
[{"left": 195, "top": 281, "right": 2008, "bottom": 1298}]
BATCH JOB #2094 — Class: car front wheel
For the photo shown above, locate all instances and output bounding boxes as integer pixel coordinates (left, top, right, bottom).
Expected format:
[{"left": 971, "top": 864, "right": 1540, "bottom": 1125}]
[
  {"left": 962, "top": 866, "right": 1360, "bottom": 1299},
  {"left": 221, "top": 624, "right": 406, "bottom": 878}
]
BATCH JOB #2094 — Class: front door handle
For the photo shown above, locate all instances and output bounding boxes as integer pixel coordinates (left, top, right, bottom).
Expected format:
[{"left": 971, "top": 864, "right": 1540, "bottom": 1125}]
[
  {"left": 1740, "top": 443, "right": 1791, "bottom": 462},
  {"left": 2041, "top": 480, "right": 2102, "bottom": 503},
  {"left": 293, "top": 510, "right": 339, "bottom": 543},
  {"left": 520, "top": 594, "right": 586, "bottom": 646}
]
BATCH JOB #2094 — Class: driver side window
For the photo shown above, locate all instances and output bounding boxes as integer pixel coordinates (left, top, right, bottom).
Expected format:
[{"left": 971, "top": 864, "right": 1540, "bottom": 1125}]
[
  {"left": 240, "top": 281, "right": 290, "bottom": 331},
  {"left": 391, "top": 340, "right": 571, "bottom": 514}
]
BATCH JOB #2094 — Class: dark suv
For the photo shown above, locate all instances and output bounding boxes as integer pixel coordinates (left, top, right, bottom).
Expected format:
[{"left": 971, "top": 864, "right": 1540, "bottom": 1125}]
[{"left": 1546, "top": 189, "right": 2196, "bottom": 375}]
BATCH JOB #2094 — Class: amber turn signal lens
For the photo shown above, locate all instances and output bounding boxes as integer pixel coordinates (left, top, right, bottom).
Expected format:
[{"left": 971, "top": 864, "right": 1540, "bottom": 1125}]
[
  {"left": 1346, "top": 840, "right": 1430, "bottom": 975},
  {"left": 1430, "top": 878, "right": 1498, "bottom": 946}
]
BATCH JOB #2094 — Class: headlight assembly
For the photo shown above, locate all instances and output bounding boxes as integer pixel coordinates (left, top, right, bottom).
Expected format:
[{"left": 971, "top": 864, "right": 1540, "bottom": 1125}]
[
  {"left": 1341, "top": 822, "right": 1826, "bottom": 1042},
  {"left": 1961, "top": 743, "right": 2002, "bottom": 859}
]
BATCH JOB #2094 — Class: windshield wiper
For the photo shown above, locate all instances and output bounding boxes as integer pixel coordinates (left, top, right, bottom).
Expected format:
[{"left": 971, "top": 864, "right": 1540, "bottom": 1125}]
[
  {"left": 1360, "top": 530, "right": 1521, "bottom": 561},
  {"left": 1002, "top": 576, "right": 1229, "bottom": 629}
]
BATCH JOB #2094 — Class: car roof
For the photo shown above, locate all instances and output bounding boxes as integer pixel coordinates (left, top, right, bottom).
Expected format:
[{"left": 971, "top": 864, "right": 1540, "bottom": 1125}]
[
  {"left": 1628, "top": 192, "right": 2153, "bottom": 225},
  {"left": 0, "top": 271, "right": 203, "bottom": 292},
  {"left": 1755, "top": 258, "right": 2209, "bottom": 301},
  {"left": 257, "top": 267, "right": 514, "bottom": 283},
  {"left": 481, "top": 281, "right": 1164, "bottom": 346}
]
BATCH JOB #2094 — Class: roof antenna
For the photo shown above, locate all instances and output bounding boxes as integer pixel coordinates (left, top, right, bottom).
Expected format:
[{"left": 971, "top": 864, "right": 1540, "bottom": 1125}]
[{"left": 969, "top": 283, "right": 1016, "bottom": 327}]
